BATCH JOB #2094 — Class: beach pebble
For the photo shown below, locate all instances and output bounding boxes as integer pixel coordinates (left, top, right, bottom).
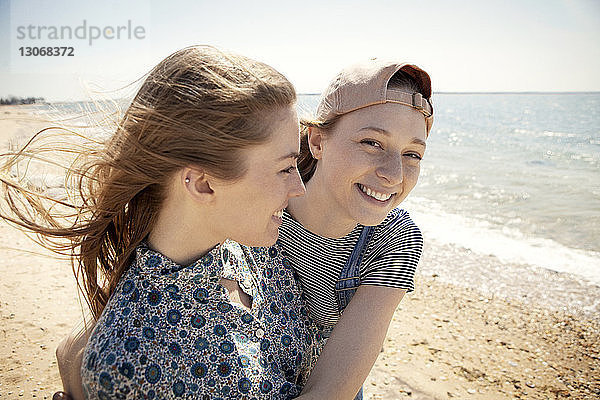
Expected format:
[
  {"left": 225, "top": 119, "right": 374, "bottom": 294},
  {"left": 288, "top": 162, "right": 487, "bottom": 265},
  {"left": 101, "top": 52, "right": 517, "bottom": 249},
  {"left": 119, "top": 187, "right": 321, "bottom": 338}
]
[
  {"left": 467, "top": 388, "right": 476, "bottom": 394},
  {"left": 526, "top": 382, "right": 535, "bottom": 388}
]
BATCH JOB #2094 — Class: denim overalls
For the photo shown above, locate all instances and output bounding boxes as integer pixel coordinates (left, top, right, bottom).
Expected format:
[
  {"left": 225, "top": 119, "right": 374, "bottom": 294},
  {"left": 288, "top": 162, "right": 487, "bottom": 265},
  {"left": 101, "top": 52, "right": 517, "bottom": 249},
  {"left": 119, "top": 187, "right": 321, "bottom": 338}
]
[{"left": 317, "top": 225, "right": 374, "bottom": 400}]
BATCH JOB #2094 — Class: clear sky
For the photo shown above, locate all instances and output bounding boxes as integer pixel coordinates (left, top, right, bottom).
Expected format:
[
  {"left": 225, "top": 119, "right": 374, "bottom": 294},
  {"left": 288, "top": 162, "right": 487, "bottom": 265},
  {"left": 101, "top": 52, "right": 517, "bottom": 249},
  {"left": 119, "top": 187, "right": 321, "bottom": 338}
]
[{"left": 1, "top": 0, "right": 599, "bottom": 101}]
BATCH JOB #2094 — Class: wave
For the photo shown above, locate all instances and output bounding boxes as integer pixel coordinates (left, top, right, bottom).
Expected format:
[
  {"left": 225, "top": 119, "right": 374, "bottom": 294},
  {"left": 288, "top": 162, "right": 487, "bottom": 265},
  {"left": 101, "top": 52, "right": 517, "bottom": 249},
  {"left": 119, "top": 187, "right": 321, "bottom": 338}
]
[{"left": 403, "top": 196, "right": 600, "bottom": 286}]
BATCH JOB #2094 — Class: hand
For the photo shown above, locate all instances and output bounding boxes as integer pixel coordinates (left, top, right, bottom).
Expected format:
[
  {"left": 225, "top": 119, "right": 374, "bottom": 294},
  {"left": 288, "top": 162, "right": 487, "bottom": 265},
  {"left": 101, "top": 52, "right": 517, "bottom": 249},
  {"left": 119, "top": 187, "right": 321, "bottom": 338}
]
[
  {"left": 52, "top": 392, "right": 73, "bottom": 400},
  {"left": 56, "top": 321, "right": 96, "bottom": 400}
]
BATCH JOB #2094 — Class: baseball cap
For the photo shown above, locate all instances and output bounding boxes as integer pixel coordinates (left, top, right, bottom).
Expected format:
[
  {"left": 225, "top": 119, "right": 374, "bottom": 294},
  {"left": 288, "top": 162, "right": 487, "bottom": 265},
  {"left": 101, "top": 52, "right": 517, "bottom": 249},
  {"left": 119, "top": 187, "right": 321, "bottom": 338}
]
[{"left": 315, "top": 59, "right": 434, "bottom": 134}]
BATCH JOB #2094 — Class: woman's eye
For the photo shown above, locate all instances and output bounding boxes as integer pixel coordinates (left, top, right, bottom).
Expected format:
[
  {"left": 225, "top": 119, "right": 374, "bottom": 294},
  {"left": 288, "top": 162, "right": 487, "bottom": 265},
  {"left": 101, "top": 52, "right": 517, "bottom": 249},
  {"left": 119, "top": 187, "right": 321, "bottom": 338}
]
[
  {"left": 361, "top": 140, "right": 382, "bottom": 149},
  {"left": 404, "top": 152, "right": 423, "bottom": 160},
  {"left": 281, "top": 165, "right": 297, "bottom": 174}
]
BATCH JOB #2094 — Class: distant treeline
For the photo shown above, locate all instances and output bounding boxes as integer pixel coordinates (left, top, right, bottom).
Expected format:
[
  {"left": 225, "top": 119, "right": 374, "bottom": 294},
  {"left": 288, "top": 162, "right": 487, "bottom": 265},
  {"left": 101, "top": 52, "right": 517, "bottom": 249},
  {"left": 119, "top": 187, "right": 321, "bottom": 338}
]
[{"left": 0, "top": 96, "right": 45, "bottom": 105}]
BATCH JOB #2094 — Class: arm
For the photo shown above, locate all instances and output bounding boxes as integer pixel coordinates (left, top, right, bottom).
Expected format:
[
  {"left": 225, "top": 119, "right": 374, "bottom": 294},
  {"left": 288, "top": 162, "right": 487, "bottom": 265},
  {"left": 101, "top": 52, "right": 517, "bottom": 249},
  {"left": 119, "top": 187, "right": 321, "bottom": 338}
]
[
  {"left": 55, "top": 321, "right": 95, "bottom": 400},
  {"left": 298, "top": 285, "right": 406, "bottom": 400}
]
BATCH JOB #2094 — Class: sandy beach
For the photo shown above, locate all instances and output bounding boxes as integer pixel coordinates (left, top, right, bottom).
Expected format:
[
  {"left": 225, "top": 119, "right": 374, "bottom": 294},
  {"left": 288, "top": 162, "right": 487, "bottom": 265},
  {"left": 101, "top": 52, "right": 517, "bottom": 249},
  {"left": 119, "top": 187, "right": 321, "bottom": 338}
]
[{"left": 1, "top": 106, "right": 599, "bottom": 399}]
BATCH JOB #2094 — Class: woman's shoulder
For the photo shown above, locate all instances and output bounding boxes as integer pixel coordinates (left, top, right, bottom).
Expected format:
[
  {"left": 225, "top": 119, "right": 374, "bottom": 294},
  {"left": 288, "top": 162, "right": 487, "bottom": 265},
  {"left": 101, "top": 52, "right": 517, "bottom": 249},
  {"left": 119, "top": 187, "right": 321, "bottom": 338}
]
[
  {"left": 378, "top": 208, "right": 421, "bottom": 234},
  {"left": 361, "top": 208, "right": 424, "bottom": 291},
  {"left": 371, "top": 208, "right": 423, "bottom": 249}
]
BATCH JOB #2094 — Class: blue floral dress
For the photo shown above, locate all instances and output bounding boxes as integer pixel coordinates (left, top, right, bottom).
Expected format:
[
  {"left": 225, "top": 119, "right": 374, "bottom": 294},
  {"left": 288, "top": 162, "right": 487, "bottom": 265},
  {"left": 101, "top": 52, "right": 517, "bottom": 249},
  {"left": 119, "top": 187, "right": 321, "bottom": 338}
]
[{"left": 81, "top": 240, "right": 316, "bottom": 399}]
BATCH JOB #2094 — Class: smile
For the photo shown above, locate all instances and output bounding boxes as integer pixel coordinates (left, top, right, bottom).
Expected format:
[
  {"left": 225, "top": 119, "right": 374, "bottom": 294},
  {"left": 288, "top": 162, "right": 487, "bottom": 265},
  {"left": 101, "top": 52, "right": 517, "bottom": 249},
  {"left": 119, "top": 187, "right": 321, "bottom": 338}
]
[{"left": 357, "top": 183, "right": 395, "bottom": 202}]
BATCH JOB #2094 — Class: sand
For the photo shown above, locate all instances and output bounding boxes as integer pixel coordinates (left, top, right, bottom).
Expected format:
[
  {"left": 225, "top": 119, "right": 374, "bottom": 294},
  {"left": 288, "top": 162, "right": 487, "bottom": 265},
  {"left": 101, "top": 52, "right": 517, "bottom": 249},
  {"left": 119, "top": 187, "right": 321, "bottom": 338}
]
[
  {"left": 363, "top": 275, "right": 599, "bottom": 399},
  {"left": 1, "top": 106, "right": 599, "bottom": 399}
]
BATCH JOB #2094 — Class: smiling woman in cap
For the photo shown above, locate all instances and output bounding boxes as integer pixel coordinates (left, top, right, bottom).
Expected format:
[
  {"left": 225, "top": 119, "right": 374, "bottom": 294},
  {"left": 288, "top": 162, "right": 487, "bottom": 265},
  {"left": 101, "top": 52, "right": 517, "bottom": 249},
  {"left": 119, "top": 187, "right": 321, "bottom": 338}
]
[{"left": 279, "top": 59, "right": 433, "bottom": 399}]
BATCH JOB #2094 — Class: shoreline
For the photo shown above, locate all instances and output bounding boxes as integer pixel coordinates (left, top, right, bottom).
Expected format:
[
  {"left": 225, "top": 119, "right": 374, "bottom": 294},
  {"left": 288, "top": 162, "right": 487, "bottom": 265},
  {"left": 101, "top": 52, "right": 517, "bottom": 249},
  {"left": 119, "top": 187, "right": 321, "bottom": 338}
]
[{"left": 417, "top": 238, "right": 600, "bottom": 319}]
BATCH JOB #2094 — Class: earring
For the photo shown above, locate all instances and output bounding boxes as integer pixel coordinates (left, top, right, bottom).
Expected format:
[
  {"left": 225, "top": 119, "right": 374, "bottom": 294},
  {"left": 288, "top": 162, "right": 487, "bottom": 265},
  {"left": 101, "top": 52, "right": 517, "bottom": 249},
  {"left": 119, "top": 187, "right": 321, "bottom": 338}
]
[{"left": 185, "top": 178, "right": 190, "bottom": 183}]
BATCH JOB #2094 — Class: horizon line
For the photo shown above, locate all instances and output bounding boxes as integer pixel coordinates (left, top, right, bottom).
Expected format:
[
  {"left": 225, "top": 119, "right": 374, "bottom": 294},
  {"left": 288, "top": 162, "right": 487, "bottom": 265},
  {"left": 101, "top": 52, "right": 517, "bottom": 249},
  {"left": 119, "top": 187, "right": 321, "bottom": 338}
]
[
  {"left": 2, "top": 91, "right": 599, "bottom": 103},
  {"left": 299, "top": 91, "right": 600, "bottom": 96}
]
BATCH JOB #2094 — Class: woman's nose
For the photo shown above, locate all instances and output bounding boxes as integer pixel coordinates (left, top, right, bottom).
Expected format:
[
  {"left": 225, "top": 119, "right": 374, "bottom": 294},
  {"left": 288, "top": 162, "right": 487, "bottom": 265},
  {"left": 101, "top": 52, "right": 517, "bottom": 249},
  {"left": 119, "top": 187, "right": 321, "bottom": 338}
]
[
  {"left": 376, "top": 155, "right": 403, "bottom": 186},
  {"left": 289, "top": 168, "right": 306, "bottom": 198}
]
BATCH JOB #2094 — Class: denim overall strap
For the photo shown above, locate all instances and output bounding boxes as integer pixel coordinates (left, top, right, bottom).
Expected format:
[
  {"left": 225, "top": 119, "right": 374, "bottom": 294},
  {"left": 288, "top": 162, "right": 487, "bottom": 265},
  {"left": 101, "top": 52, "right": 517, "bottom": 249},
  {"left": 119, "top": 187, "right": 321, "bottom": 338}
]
[
  {"left": 334, "top": 225, "right": 374, "bottom": 314},
  {"left": 312, "top": 227, "right": 375, "bottom": 400},
  {"left": 334, "top": 225, "right": 374, "bottom": 400}
]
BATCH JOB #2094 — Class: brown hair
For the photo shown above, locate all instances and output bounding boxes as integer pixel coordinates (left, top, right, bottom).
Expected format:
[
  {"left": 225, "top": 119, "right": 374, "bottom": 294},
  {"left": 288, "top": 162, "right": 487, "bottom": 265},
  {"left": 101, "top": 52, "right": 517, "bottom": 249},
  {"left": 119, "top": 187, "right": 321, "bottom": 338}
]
[
  {"left": 0, "top": 45, "right": 296, "bottom": 319},
  {"left": 297, "top": 69, "right": 425, "bottom": 183}
]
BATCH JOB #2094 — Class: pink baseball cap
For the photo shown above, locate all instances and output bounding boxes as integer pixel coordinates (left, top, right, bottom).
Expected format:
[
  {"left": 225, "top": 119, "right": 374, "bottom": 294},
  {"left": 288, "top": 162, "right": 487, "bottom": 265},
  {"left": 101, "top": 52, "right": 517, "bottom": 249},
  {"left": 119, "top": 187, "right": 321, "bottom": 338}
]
[{"left": 316, "top": 59, "right": 434, "bottom": 134}]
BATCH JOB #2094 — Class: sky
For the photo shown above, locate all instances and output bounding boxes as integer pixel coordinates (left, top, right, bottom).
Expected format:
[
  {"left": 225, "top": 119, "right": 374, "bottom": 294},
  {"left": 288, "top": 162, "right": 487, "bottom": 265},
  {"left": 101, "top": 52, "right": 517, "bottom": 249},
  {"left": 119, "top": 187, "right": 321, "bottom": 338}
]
[{"left": 0, "top": 0, "right": 599, "bottom": 101}]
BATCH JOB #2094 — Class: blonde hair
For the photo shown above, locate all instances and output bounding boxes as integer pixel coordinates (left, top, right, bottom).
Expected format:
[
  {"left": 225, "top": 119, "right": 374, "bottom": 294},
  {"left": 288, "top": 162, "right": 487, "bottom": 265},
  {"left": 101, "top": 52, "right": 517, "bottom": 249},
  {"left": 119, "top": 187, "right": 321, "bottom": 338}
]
[{"left": 0, "top": 45, "right": 296, "bottom": 318}]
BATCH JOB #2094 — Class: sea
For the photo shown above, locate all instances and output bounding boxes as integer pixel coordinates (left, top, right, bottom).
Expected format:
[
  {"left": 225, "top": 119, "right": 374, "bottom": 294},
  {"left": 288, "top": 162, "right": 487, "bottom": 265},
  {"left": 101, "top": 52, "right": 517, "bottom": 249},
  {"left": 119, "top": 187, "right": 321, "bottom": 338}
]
[{"left": 26, "top": 93, "right": 600, "bottom": 315}]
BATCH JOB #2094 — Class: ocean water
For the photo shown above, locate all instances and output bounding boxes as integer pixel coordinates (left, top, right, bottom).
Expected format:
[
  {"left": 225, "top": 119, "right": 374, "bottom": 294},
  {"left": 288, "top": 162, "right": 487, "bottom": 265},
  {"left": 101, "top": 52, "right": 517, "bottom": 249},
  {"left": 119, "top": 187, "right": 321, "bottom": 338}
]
[{"left": 298, "top": 93, "right": 600, "bottom": 286}]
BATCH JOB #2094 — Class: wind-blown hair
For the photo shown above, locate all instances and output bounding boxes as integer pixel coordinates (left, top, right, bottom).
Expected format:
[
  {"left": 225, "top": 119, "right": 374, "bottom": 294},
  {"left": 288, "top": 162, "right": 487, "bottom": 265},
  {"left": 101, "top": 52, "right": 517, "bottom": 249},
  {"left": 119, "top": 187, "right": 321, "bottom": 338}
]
[{"left": 0, "top": 45, "right": 296, "bottom": 318}]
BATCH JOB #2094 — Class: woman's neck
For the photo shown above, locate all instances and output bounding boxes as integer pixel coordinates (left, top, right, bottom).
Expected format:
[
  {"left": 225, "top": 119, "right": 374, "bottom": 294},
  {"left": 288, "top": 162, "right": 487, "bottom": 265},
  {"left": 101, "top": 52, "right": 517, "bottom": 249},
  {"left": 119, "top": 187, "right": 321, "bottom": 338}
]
[
  {"left": 287, "top": 174, "right": 357, "bottom": 239},
  {"left": 147, "top": 199, "right": 220, "bottom": 266}
]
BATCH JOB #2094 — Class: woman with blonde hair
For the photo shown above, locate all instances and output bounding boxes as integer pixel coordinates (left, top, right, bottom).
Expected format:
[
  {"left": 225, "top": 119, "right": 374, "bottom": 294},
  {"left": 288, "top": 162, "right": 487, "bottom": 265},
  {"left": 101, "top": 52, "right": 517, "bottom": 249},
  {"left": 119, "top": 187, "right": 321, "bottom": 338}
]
[{"left": 2, "top": 45, "right": 317, "bottom": 399}]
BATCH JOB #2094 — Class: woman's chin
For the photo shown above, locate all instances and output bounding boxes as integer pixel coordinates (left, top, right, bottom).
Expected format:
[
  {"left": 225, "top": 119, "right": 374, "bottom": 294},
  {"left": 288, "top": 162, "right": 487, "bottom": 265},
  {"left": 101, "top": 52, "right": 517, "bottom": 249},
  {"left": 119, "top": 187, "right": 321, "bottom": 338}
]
[
  {"left": 232, "top": 231, "right": 278, "bottom": 248},
  {"left": 354, "top": 211, "right": 390, "bottom": 227}
]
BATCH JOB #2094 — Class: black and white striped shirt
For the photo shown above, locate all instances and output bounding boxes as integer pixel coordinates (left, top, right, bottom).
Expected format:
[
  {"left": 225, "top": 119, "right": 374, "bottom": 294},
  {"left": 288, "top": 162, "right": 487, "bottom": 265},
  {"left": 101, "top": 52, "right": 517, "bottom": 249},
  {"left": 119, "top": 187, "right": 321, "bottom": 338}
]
[{"left": 277, "top": 208, "right": 423, "bottom": 328}]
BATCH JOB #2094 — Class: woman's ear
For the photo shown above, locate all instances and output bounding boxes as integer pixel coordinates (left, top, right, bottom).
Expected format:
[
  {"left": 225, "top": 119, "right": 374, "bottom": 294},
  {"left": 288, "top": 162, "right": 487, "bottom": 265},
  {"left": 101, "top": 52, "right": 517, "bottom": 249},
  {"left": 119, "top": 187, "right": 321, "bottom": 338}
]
[
  {"left": 307, "top": 127, "right": 325, "bottom": 160},
  {"left": 180, "top": 167, "right": 215, "bottom": 203}
]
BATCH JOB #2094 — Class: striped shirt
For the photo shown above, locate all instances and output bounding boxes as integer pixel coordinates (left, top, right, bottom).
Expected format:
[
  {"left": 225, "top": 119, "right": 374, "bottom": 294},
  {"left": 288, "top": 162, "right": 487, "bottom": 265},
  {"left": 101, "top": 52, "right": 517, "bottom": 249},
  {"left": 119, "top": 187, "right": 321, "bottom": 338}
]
[{"left": 277, "top": 208, "right": 423, "bottom": 328}]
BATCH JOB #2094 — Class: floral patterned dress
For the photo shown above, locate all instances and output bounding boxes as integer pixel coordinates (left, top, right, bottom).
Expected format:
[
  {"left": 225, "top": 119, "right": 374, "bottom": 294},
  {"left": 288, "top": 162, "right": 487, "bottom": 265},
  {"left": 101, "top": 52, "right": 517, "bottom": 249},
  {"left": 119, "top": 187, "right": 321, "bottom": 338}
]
[{"left": 81, "top": 240, "right": 316, "bottom": 399}]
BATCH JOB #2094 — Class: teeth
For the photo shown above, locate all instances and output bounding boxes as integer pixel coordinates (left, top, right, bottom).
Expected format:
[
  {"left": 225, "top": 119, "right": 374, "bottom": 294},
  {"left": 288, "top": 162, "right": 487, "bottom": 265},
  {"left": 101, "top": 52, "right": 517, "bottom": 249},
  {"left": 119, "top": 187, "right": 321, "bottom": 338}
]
[
  {"left": 358, "top": 184, "right": 393, "bottom": 201},
  {"left": 274, "top": 209, "right": 283, "bottom": 218}
]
